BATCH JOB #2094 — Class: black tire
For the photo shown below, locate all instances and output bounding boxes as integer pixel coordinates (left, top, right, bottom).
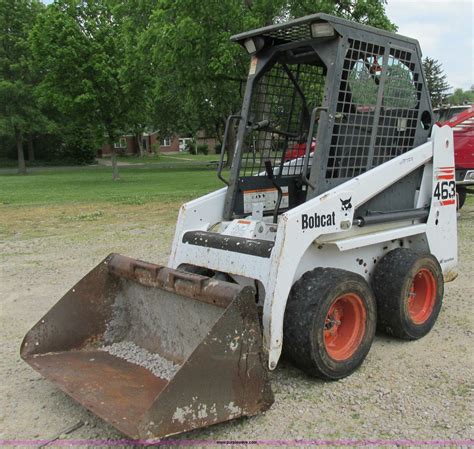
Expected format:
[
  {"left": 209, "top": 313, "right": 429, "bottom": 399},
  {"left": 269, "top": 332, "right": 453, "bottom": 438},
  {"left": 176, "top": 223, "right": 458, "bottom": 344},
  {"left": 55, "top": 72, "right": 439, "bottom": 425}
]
[
  {"left": 178, "top": 263, "right": 214, "bottom": 277},
  {"left": 178, "top": 264, "right": 234, "bottom": 283},
  {"left": 457, "top": 186, "right": 466, "bottom": 209},
  {"left": 283, "top": 268, "right": 377, "bottom": 380},
  {"left": 372, "top": 248, "right": 443, "bottom": 340}
]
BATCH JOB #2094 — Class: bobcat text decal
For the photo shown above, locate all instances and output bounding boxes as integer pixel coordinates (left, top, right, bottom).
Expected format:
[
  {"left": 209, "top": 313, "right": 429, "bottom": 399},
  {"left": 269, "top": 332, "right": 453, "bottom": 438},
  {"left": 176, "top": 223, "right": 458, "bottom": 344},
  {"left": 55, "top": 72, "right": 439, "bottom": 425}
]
[{"left": 301, "top": 212, "right": 335, "bottom": 230}]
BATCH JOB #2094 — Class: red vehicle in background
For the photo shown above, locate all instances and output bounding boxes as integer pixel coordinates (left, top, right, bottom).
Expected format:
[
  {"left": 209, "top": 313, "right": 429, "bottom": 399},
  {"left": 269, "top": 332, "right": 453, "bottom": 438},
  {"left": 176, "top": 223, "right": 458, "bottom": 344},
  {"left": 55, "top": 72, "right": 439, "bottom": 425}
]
[
  {"left": 435, "top": 104, "right": 474, "bottom": 209},
  {"left": 284, "top": 140, "right": 316, "bottom": 161}
]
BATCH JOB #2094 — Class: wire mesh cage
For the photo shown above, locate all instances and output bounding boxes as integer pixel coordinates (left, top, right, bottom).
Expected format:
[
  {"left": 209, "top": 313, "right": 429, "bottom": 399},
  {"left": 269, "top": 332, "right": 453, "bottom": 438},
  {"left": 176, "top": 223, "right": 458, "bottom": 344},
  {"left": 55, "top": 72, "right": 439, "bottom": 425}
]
[
  {"left": 226, "top": 14, "right": 432, "bottom": 218},
  {"left": 240, "top": 61, "right": 325, "bottom": 178},
  {"left": 372, "top": 48, "right": 422, "bottom": 166},
  {"left": 327, "top": 39, "right": 422, "bottom": 180}
]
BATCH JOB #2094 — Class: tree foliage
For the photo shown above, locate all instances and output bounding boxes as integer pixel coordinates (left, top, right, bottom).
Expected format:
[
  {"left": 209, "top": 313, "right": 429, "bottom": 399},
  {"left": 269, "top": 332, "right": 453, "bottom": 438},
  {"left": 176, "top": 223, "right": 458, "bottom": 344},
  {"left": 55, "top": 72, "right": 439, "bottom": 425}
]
[
  {"left": 1, "top": 0, "right": 396, "bottom": 173},
  {"left": 145, "top": 0, "right": 396, "bottom": 163},
  {"left": 111, "top": 0, "right": 155, "bottom": 156},
  {"left": 289, "top": 0, "right": 396, "bottom": 31},
  {"left": 0, "top": 0, "right": 45, "bottom": 173},
  {"left": 447, "top": 88, "right": 474, "bottom": 106},
  {"left": 422, "top": 57, "right": 451, "bottom": 107},
  {"left": 31, "top": 0, "right": 153, "bottom": 179}
]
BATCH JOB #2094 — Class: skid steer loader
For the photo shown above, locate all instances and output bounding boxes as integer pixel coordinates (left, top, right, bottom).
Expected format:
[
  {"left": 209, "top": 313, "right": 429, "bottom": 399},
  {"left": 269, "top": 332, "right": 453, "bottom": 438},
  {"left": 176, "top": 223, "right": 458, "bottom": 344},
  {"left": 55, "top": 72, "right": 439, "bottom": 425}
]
[{"left": 21, "top": 13, "right": 458, "bottom": 440}]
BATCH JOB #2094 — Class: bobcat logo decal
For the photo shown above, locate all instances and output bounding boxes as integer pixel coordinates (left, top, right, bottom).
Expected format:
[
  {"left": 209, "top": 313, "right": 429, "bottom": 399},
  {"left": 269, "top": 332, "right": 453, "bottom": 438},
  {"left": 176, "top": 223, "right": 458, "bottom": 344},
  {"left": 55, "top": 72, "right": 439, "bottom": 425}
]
[{"left": 340, "top": 197, "right": 352, "bottom": 212}]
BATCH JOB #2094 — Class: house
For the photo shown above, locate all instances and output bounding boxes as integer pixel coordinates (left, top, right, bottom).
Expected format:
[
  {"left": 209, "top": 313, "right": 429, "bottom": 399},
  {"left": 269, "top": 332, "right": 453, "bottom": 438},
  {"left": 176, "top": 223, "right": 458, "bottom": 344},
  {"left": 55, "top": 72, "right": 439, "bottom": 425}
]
[
  {"left": 99, "top": 132, "right": 151, "bottom": 156},
  {"left": 195, "top": 130, "right": 218, "bottom": 151},
  {"left": 98, "top": 130, "right": 218, "bottom": 156}
]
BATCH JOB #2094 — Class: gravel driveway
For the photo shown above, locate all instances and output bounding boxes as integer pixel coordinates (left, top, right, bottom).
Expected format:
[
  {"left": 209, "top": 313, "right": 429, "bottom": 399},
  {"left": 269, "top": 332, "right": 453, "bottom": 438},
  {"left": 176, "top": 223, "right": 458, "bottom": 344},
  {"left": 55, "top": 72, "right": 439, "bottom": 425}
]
[{"left": 0, "top": 201, "right": 472, "bottom": 447}]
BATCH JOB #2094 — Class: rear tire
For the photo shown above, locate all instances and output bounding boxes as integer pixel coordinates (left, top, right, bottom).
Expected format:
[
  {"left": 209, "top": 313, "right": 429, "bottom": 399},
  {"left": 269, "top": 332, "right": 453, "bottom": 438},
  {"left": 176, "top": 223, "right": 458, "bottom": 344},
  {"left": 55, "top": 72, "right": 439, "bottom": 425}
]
[
  {"left": 457, "top": 186, "right": 466, "bottom": 209},
  {"left": 372, "top": 248, "right": 443, "bottom": 340},
  {"left": 283, "top": 268, "right": 376, "bottom": 380}
]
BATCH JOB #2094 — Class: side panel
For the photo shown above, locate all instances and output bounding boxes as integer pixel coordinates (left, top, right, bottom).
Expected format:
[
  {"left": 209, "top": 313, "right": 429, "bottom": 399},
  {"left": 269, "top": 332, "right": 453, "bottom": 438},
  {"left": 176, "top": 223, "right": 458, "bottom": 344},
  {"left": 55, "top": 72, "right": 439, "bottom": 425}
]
[
  {"left": 262, "top": 135, "right": 446, "bottom": 369},
  {"left": 297, "top": 230, "right": 426, "bottom": 284},
  {"left": 169, "top": 188, "right": 227, "bottom": 268},
  {"left": 424, "top": 125, "right": 458, "bottom": 279}
]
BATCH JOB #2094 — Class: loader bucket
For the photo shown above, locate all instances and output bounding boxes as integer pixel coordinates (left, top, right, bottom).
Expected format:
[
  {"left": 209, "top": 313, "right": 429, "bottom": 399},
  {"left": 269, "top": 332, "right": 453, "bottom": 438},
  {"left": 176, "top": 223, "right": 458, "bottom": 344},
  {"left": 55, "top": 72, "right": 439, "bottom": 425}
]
[{"left": 20, "top": 254, "right": 273, "bottom": 439}]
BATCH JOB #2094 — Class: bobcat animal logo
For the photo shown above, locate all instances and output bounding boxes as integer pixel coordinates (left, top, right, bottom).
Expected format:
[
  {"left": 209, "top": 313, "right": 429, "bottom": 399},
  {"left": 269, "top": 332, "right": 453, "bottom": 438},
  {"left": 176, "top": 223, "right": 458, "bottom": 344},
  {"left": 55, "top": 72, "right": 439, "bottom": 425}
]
[{"left": 340, "top": 197, "right": 352, "bottom": 211}]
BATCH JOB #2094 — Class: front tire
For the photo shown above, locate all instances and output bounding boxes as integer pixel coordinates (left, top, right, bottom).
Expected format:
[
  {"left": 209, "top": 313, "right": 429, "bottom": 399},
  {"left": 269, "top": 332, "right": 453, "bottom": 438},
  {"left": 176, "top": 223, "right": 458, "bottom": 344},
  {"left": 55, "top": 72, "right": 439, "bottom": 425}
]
[
  {"left": 283, "top": 268, "right": 377, "bottom": 380},
  {"left": 372, "top": 249, "right": 443, "bottom": 340}
]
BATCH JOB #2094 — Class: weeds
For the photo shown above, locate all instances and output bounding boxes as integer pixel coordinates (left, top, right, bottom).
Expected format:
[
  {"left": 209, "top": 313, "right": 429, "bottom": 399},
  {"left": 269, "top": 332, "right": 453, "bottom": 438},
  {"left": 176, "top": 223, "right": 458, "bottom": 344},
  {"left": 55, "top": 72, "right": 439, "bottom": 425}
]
[{"left": 63, "top": 210, "right": 104, "bottom": 222}]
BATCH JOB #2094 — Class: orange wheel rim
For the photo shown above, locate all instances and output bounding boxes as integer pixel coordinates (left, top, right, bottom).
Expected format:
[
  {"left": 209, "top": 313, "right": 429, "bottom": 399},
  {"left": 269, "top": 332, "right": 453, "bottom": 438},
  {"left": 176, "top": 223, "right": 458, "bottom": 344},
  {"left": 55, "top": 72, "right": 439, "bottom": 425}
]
[
  {"left": 408, "top": 268, "right": 436, "bottom": 324},
  {"left": 323, "top": 294, "right": 366, "bottom": 361}
]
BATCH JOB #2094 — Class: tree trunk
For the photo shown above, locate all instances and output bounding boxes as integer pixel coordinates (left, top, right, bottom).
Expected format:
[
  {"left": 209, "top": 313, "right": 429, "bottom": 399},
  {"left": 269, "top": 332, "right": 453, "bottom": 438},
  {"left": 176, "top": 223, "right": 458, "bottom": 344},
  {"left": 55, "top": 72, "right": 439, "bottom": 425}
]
[
  {"left": 136, "top": 132, "right": 145, "bottom": 157},
  {"left": 15, "top": 126, "right": 26, "bottom": 175},
  {"left": 108, "top": 137, "right": 120, "bottom": 181},
  {"left": 27, "top": 134, "right": 35, "bottom": 161}
]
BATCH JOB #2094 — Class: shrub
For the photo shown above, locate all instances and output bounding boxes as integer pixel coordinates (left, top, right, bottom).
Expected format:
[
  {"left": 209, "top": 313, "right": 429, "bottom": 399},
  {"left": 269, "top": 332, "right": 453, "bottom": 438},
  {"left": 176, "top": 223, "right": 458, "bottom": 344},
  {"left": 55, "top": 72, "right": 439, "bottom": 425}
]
[
  {"left": 186, "top": 141, "right": 196, "bottom": 153},
  {"left": 196, "top": 144, "right": 208, "bottom": 155},
  {"left": 62, "top": 140, "right": 96, "bottom": 164},
  {"left": 152, "top": 142, "right": 161, "bottom": 155},
  {"left": 214, "top": 142, "right": 222, "bottom": 154}
]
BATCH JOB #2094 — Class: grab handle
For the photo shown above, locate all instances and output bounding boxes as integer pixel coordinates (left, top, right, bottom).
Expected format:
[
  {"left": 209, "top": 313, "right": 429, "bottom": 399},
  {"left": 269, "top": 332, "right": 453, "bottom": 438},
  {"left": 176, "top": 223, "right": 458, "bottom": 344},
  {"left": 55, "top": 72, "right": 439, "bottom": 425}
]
[{"left": 218, "top": 114, "right": 241, "bottom": 185}]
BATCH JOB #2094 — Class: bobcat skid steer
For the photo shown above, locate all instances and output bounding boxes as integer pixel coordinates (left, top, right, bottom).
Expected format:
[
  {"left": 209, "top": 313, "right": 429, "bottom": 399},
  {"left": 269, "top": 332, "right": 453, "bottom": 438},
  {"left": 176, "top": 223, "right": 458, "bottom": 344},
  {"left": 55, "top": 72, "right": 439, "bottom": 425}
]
[{"left": 21, "top": 13, "right": 457, "bottom": 440}]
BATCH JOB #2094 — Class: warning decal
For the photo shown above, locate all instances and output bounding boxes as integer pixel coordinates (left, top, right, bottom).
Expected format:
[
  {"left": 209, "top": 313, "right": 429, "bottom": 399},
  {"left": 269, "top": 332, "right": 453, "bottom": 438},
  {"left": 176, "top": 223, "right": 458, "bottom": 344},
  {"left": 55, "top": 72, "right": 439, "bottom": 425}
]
[{"left": 243, "top": 187, "right": 289, "bottom": 213}]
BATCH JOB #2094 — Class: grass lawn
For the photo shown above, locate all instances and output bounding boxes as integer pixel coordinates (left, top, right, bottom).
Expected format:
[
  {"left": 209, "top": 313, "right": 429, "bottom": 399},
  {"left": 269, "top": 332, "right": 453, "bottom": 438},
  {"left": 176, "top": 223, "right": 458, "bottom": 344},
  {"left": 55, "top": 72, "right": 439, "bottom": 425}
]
[
  {"left": 0, "top": 153, "right": 219, "bottom": 169},
  {"left": 0, "top": 165, "right": 223, "bottom": 207},
  {"left": 117, "top": 152, "right": 219, "bottom": 164}
]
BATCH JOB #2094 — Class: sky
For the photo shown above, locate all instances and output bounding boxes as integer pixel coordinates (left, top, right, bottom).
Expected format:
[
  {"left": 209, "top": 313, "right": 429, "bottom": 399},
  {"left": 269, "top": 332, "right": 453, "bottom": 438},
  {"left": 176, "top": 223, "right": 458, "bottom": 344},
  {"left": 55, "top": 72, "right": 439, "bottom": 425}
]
[{"left": 385, "top": 0, "right": 473, "bottom": 92}]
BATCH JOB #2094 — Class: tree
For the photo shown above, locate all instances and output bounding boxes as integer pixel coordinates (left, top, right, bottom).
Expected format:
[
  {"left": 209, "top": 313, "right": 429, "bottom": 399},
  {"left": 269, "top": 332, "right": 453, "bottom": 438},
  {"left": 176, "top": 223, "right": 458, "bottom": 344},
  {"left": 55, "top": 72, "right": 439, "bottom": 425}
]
[
  {"left": 423, "top": 57, "right": 451, "bottom": 107},
  {"left": 447, "top": 88, "right": 474, "bottom": 106},
  {"left": 31, "top": 0, "right": 151, "bottom": 180},
  {"left": 111, "top": 0, "right": 155, "bottom": 157},
  {"left": 0, "top": 0, "right": 45, "bottom": 174},
  {"left": 144, "top": 0, "right": 258, "bottom": 165},
  {"left": 145, "top": 0, "right": 396, "bottom": 165},
  {"left": 289, "top": 0, "right": 397, "bottom": 31}
]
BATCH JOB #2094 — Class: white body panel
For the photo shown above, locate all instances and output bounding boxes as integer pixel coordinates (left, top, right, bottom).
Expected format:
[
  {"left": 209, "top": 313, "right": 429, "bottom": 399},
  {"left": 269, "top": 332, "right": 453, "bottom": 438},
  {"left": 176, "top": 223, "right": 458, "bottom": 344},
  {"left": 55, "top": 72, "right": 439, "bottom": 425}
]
[{"left": 168, "top": 125, "right": 457, "bottom": 370}]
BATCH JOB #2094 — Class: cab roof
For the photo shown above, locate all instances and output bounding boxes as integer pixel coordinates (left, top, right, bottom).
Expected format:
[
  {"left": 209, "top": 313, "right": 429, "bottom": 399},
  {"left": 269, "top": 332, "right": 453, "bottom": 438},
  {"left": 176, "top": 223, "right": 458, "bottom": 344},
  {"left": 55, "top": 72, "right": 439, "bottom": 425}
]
[{"left": 231, "top": 13, "right": 419, "bottom": 48}]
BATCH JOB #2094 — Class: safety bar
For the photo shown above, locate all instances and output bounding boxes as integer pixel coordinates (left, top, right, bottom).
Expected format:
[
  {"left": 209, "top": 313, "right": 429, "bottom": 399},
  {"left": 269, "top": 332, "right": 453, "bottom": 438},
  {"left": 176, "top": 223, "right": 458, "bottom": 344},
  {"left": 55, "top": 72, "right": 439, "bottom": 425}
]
[
  {"left": 217, "top": 114, "right": 241, "bottom": 185},
  {"left": 301, "top": 106, "right": 327, "bottom": 190}
]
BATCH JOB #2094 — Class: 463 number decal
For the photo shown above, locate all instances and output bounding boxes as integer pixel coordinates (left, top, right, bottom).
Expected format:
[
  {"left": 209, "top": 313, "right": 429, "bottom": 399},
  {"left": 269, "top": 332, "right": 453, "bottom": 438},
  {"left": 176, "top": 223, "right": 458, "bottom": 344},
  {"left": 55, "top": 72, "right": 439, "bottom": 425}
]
[{"left": 433, "top": 180, "right": 456, "bottom": 201}]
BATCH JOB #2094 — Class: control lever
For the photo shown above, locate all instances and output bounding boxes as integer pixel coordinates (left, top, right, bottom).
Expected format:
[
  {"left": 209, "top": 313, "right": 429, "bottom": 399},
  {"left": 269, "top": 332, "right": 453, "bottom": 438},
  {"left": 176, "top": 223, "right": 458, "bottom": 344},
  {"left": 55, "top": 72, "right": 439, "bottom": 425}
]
[
  {"left": 251, "top": 119, "right": 270, "bottom": 131},
  {"left": 264, "top": 160, "right": 283, "bottom": 224}
]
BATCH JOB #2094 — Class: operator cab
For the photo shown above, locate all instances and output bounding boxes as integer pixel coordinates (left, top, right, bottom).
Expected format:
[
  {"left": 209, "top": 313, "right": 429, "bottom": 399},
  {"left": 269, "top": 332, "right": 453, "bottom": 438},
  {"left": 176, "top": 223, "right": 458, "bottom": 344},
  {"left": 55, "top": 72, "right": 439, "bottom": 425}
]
[{"left": 219, "top": 14, "right": 433, "bottom": 221}]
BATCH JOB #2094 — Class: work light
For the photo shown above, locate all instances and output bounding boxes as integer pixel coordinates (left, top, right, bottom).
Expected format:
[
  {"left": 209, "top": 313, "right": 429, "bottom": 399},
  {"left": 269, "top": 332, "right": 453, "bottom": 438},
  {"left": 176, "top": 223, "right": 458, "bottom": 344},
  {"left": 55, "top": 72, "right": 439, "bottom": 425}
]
[
  {"left": 310, "top": 22, "right": 335, "bottom": 38},
  {"left": 244, "top": 37, "right": 265, "bottom": 54}
]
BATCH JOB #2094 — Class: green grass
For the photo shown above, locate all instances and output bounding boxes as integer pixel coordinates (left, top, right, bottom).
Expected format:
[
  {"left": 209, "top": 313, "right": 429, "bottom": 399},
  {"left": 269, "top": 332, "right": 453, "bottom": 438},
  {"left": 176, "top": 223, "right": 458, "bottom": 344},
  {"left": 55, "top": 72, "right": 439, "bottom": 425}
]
[
  {"left": 0, "top": 157, "right": 98, "bottom": 169},
  {"left": 0, "top": 153, "right": 219, "bottom": 169},
  {"left": 0, "top": 165, "right": 223, "bottom": 206},
  {"left": 117, "top": 153, "right": 219, "bottom": 164},
  {"left": 158, "top": 152, "right": 219, "bottom": 161}
]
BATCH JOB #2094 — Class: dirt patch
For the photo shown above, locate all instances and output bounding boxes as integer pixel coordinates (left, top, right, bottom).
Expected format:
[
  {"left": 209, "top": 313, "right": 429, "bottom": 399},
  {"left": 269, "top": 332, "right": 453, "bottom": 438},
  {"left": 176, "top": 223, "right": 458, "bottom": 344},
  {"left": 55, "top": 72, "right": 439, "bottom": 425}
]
[{"left": 0, "top": 201, "right": 472, "bottom": 446}]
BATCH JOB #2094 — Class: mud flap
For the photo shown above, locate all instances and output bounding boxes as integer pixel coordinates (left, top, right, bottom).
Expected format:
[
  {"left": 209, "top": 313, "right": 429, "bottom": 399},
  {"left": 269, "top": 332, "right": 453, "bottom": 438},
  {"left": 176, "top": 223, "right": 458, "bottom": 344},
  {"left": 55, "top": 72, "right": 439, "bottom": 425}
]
[{"left": 20, "top": 254, "right": 274, "bottom": 439}]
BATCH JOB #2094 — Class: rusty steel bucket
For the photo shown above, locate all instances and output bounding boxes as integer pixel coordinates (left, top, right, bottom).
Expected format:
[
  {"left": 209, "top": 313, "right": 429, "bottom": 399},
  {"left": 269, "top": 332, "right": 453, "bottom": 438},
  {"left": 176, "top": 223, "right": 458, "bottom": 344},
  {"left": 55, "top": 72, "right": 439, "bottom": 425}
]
[{"left": 20, "top": 254, "right": 273, "bottom": 439}]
